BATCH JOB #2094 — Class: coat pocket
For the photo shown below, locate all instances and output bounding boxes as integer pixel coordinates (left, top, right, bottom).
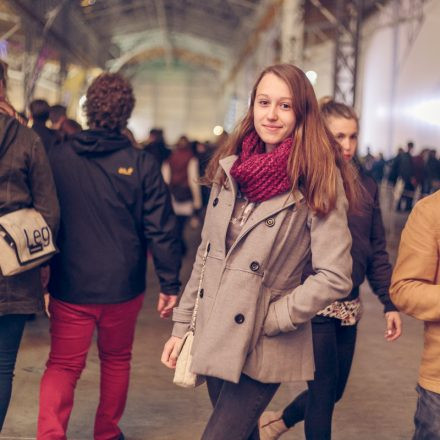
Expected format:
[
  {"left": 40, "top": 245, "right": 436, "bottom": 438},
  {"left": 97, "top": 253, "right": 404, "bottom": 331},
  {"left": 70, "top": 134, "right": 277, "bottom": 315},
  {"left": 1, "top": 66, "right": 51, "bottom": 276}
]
[{"left": 262, "top": 287, "right": 297, "bottom": 337}]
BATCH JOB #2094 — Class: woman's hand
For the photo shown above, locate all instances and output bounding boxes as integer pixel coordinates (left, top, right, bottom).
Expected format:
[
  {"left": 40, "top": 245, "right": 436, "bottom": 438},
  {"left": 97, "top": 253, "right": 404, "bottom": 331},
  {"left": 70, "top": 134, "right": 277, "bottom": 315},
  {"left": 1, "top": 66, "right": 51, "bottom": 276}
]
[
  {"left": 161, "top": 336, "right": 183, "bottom": 369},
  {"left": 384, "top": 311, "right": 402, "bottom": 341},
  {"left": 43, "top": 293, "right": 50, "bottom": 318},
  {"left": 40, "top": 266, "right": 51, "bottom": 317}
]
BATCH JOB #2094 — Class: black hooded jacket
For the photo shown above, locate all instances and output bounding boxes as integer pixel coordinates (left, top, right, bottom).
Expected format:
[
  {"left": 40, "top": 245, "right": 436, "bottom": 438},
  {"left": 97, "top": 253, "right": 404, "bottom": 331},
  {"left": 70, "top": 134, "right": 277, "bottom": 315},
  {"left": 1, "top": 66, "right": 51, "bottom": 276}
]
[{"left": 48, "top": 129, "right": 181, "bottom": 304}]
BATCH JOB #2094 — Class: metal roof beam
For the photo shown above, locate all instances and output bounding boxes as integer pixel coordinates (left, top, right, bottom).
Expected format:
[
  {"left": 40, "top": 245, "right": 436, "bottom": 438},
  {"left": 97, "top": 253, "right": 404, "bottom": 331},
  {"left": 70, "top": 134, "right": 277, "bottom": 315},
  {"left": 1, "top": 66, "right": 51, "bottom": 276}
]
[
  {"left": 11, "top": 0, "right": 110, "bottom": 68},
  {"left": 154, "top": 0, "right": 174, "bottom": 66}
]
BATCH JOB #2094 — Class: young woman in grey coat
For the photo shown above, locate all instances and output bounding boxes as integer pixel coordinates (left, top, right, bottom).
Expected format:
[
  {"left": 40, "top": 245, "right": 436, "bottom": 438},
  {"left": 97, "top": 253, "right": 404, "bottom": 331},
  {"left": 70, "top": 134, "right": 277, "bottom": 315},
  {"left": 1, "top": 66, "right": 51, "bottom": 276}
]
[{"left": 162, "top": 64, "right": 358, "bottom": 440}]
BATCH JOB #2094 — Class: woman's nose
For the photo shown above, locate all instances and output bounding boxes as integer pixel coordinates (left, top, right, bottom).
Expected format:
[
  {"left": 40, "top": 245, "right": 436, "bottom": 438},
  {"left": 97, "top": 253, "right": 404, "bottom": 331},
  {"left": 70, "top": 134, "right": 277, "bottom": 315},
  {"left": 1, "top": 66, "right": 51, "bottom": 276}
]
[
  {"left": 267, "top": 105, "right": 278, "bottom": 120},
  {"left": 341, "top": 139, "right": 350, "bottom": 152}
]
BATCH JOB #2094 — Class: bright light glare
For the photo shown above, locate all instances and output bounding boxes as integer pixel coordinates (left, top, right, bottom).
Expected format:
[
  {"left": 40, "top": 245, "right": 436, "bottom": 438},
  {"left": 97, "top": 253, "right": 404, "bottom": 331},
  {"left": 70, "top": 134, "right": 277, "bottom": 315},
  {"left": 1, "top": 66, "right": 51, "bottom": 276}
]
[
  {"left": 79, "top": 95, "right": 87, "bottom": 108},
  {"left": 408, "top": 99, "right": 440, "bottom": 126},
  {"left": 376, "top": 106, "right": 388, "bottom": 118},
  {"left": 213, "top": 125, "right": 224, "bottom": 136},
  {"left": 305, "top": 70, "right": 318, "bottom": 85}
]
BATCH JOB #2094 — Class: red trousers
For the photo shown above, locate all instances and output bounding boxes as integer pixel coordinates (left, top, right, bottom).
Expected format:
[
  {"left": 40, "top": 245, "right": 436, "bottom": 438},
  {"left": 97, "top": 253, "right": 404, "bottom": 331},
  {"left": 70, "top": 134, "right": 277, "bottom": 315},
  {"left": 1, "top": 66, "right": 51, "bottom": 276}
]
[{"left": 37, "top": 294, "right": 144, "bottom": 440}]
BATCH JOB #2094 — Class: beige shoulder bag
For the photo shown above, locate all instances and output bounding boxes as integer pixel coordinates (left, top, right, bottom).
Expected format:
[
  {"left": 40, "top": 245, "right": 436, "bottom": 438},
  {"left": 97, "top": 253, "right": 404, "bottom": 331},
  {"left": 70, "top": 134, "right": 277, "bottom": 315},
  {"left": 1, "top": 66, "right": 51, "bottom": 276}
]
[
  {"left": 0, "top": 208, "right": 57, "bottom": 276},
  {"left": 173, "top": 242, "right": 210, "bottom": 388}
]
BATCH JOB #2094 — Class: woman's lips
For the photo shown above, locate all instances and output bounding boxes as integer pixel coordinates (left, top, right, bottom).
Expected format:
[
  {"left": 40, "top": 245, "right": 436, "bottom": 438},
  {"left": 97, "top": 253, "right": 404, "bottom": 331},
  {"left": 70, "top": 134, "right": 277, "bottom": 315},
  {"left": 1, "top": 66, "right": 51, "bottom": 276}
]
[{"left": 263, "top": 125, "right": 282, "bottom": 131}]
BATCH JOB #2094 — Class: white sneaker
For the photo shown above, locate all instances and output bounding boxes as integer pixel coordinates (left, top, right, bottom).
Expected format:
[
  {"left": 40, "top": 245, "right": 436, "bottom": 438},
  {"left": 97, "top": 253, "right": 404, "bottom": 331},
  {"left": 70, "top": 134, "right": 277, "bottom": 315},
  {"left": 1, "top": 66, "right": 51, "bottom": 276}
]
[{"left": 258, "top": 410, "right": 290, "bottom": 440}]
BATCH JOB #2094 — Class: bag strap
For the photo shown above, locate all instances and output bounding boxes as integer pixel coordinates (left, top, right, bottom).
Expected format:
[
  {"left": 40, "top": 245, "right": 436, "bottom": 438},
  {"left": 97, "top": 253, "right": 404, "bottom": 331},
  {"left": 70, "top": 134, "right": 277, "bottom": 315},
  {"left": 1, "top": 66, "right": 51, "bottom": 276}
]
[{"left": 189, "top": 241, "right": 210, "bottom": 332}]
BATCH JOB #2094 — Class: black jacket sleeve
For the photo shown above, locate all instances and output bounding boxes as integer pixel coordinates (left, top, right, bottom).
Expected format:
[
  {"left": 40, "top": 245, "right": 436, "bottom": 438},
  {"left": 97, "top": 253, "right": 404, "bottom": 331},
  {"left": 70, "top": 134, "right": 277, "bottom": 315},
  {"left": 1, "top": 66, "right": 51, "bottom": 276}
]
[
  {"left": 366, "top": 181, "right": 397, "bottom": 313},
  {"left": 141, "top": 154, "right": 181, "bottom": 294}
]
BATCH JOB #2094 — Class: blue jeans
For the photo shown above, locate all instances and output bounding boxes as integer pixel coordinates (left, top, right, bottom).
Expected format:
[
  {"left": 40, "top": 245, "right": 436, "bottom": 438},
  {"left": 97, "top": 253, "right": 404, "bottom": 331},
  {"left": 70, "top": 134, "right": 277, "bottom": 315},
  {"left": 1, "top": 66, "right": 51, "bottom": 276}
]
[
  {"left": 413, "top": 384, "right": 440, "bottom": 440},
  {"left": 0, "top": 314, "right": 27, "bottom": 431},
  {"left": 203, "top": 374, "right": 280, "bottom": 440}
]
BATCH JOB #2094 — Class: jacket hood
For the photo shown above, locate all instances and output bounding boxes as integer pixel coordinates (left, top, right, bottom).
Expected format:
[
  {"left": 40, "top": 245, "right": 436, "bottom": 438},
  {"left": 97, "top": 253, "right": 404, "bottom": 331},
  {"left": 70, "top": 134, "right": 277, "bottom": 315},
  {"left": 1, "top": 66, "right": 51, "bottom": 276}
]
[
  {"left": 0, "top": 114, "right": 20, "bottom": 158},
  {"left": 70, "top": 129, "right": 132, "bottom": 156}
]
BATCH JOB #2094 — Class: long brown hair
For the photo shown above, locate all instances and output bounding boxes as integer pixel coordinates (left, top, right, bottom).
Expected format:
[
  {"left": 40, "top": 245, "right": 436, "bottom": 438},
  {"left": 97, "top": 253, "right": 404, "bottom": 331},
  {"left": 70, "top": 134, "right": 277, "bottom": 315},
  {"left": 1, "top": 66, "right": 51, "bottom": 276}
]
[{"left": 205, "top": 64, "right": 359, "bottom": 216}]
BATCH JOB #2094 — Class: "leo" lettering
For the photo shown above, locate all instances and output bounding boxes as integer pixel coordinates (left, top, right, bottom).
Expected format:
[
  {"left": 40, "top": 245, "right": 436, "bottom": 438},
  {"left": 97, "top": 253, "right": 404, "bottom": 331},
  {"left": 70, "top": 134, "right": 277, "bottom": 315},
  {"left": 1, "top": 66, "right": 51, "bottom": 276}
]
[{"left": 24, "top": 226, "right": 51, "bottom": 254}]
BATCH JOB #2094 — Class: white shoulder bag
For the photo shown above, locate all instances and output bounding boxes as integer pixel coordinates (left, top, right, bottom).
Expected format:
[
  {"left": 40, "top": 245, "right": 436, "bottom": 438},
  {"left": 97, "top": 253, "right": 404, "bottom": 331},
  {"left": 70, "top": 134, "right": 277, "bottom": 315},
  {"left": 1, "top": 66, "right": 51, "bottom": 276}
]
[
  {"left": 173, "top": 242, "right": 209, "bottom": 388},
  {"left": 0, "top": 208, "right": 57, "bottom": 276}
]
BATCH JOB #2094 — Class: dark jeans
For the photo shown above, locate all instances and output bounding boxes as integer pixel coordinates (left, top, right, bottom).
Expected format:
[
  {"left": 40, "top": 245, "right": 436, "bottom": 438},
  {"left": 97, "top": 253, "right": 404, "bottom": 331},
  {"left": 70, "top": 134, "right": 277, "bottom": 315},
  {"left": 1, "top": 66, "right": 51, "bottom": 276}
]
[
  {"left": 397, "top": 180, "right": 415, "bottom": 211},
  {"left": 282, "top": 318, "right": 357, "bottom": 440},
  {"left": 176, "top": 215, "right": 189, "bottom": 256},
  {"left": 0, "top": 314, "right": 27, "bottom": 431},
  {"left": 203, "top": 374, "right": 280, "bottom": 440},
  {"left": 413, "top": 384, "right": 440, "bottom": 440}
]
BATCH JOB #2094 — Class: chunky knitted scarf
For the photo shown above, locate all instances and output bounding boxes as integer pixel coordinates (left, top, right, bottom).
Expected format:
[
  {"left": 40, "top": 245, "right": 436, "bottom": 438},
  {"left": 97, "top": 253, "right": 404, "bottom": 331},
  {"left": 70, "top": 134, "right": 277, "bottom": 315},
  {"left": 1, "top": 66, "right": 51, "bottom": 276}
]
[{"left": 230, "top": 131, "right": 292, "bottom": 202}]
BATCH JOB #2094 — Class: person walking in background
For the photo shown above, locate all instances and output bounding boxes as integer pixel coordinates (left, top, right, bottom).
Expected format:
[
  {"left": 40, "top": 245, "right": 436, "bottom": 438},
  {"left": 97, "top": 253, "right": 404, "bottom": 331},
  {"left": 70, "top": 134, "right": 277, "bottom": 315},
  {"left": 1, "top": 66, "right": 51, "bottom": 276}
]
[
  {"left": 388, "top": 147, "right": 404, "bottom": 187},
  {"left": 192, "top": 140, "right": 214, "bottom": 209},
  {"left": 162, "top": 135, "right": 202, "bottom": 255},
  {"left": 161, "top": 64, "right": 357, "bottom": 440},
  {"left": 361, "top": 146, "right": 375, "bottom": 175},
  {"left": 37, "top": 73, "right": 181, "bottom": 440},
  {"left": 390, "top": 190, "right": 440, "bottom": 440},
  {"left": 0, "top": 60, "right": 59, "bottom": 433},
  {"left": 396, "top": 141, "right": 416, "bottom": 211},
  {"left": 143, "top": 128, "right": 170, "bottom": 165},
  {"left": 29, "top": 99, "right": 57, "bottom": 154},
  {"left": 49, "top": 104, "right": 67, "bottom": 131},
  {"left": 425, "top": 149, "right": 440, "bottom": 194},
  {"left": 371, "top": 152, "right": 386, "bottom": 184},
  {"left": 259, "top": 98, "right": 402, "bottom": 440}
]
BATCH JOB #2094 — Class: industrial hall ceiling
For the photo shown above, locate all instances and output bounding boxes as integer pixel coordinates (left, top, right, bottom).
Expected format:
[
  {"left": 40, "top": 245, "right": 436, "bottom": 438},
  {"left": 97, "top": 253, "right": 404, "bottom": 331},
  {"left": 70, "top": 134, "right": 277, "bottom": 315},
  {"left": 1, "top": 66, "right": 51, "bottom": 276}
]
[{"left": 0, "top": 0, "right": 388, "bottom": 78}]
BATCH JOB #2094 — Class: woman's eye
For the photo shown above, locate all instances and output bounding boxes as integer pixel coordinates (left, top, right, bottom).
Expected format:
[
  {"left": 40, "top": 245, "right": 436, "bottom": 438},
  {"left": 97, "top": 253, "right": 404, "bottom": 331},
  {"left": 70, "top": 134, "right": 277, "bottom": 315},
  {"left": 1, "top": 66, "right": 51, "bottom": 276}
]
[
  {"left": 258, "top": 100, "right": 269, "bottom": 106},
  {"left": 336, "top": 134, "right": 345, "bottom": 141},
  {"left": 351, "top": 134, "right": 358, "bottom": 140},
  {"left": 280, "top": 103, "right": 291, "bottom": 109}
]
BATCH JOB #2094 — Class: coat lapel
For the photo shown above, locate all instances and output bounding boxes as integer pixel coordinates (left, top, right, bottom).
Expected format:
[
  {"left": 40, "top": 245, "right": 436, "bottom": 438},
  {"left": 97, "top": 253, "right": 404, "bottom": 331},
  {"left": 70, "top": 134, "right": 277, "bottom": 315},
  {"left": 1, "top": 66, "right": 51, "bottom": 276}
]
[
  {"left": 216, "top": 155, "right": 238, "bottom": 257},
  {"left": 230, "top": 190, "right": 304, "bottom": 253},
  {"left": 219, "top": 155, "right": 305, "bottom": 257},
  {"left": 219, "top": 155, "right": 238, "bottom": 201}
]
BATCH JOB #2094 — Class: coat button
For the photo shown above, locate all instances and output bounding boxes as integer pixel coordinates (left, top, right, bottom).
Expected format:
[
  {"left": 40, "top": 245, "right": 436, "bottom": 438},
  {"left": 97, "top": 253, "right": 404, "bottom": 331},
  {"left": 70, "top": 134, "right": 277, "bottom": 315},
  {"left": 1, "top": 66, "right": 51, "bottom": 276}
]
[
  {"left": 213, "top": 197, "right": 219, "bottom": 207},
  {"left": 199, "top": 288, "right": 204, "bottom": 298},
  {"left": 250, "top": 261, "right": 260, "bottom": 272},
  {"left": 207, "top": 243, "right": 211, "bottom": 253},
  {"left": 234, "top": 314, "right": 245, "bottom": 324},
  {"left": 265, "top": 217, "right": 275, "bottom": 227}
]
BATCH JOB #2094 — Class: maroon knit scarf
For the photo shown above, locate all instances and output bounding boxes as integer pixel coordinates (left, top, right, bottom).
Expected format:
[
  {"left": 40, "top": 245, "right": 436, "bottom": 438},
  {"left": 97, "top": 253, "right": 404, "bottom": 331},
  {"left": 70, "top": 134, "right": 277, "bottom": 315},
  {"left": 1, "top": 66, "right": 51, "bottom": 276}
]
[{"left": 230, "top": 131, "right": 292, "bottom": 202}]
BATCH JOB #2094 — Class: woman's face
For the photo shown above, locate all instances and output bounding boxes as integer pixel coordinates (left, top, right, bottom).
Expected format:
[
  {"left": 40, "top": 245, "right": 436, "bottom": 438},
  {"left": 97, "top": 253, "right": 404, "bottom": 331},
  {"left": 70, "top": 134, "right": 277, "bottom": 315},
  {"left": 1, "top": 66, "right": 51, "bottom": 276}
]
[
  {"left": 253, "top": 72, "right": 296, "bottom": 152},
  {"left": 327, "top": 116, "right": 358, "bottom": 161}
]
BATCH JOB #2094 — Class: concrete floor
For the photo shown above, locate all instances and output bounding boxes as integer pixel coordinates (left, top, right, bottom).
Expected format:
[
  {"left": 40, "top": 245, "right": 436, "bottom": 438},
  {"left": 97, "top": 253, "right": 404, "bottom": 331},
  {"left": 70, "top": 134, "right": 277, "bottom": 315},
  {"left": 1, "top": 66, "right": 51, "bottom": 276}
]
[{"left": 0, "top": 187, "right": 424, "bottom": 439}]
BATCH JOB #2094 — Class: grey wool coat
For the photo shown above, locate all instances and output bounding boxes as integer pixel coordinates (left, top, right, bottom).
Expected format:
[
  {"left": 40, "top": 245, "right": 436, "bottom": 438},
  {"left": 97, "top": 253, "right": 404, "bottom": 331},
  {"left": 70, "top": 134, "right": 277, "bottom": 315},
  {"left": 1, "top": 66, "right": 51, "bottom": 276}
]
[{"left": 172, "top": 155, "right": 353, "bottom": 384}]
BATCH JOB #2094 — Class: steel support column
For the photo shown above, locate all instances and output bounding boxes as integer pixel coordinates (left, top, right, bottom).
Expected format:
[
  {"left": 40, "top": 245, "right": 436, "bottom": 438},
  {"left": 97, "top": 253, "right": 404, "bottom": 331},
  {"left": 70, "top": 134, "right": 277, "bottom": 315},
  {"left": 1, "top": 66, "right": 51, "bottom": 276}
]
[
  {"left": 281, "top": 0, "right": 304, "bottom": 67},
  {"left": 333, "top": 0, "right": 363, "bottom": 106}
]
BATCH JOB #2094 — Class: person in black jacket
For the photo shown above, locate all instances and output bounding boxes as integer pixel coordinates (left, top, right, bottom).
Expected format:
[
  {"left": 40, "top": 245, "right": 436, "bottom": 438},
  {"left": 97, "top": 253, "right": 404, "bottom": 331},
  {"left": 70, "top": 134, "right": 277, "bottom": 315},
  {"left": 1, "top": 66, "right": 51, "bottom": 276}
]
[
  {"left": 0, "top": 61, "right": 59, "bottom": 432},
  {"left": 37, "top": 73, "right": 181, "bottom": 440},
  {"left": 29, "top": 99, "right": 57, "bottom": 155},
  {"left": 259, "top": 98, "right": 402, "bottom": 440}
]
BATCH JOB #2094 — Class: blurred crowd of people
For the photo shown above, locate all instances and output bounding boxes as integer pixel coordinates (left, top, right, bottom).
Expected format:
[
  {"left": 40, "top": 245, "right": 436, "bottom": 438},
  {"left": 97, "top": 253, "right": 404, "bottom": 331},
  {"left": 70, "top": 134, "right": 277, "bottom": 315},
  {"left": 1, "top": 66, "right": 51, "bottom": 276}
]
[{"left": 359, "top": 142, "right": 440, "bottom": 212}]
